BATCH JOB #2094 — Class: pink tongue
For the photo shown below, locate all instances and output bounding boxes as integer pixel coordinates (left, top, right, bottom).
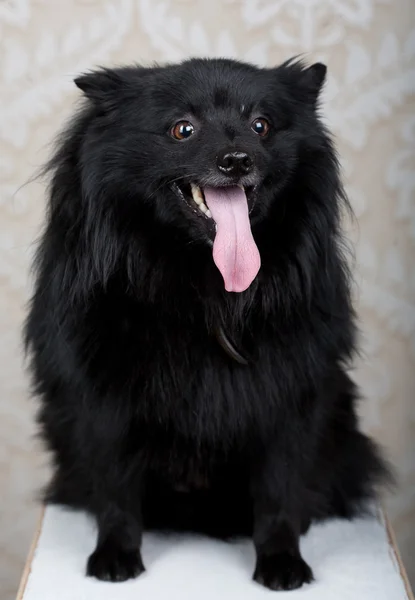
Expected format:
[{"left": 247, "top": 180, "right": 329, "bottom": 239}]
[{"left": 203, "top": 186, "right": 261, "bottom": 293}]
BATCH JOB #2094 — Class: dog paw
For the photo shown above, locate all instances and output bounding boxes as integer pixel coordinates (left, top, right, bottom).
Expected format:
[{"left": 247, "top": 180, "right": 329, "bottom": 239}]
[
  {"left": 253, "top": 552, "right": 313, "bottom": 591},
  {"left": 87, "top": 545, "right": 145, "bottom": 582}
]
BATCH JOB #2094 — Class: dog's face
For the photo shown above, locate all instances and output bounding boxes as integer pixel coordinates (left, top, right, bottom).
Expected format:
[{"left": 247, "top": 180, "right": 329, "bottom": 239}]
[{"left": 76, "top": 59, "right": 327, "bottom": 292}]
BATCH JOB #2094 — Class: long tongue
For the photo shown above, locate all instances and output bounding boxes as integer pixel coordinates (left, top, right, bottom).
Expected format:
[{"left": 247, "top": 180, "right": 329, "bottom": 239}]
[{"left": 203, "top": 186, "right": 261, "bottom": 293}]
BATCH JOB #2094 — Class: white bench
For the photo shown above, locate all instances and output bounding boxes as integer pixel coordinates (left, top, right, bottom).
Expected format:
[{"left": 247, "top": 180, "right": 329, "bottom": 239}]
[{"left": 18, "top": 505, "right": 413, "bottom": 599}]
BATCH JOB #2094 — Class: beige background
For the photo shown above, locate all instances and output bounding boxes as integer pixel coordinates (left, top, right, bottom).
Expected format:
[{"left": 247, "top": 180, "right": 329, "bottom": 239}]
[{"left": 0, "top": 1, "right": 414, "bottom": 598}]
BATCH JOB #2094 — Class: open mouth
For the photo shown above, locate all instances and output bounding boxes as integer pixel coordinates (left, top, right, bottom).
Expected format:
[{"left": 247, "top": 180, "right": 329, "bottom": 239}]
[
  {"left": 171, "top": 181, "right": 212, "bottom": 219},
  {"left": 170, "top": 181, "right": 261, "bottom": 293},
  {"left": 171, "top": 182, "right": 256, "bottom": 220}
]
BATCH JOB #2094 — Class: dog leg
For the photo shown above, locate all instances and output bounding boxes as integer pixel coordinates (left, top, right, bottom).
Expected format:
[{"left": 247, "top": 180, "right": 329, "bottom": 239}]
[
  {"left": 87, "top": 502, "right": 145, "bottom": 582},
  {"left": 251, "top": 448, "right": 313, "bottom": 591},
  {"left": 77, "top": 413, "right": 145, "bottom": 582}
]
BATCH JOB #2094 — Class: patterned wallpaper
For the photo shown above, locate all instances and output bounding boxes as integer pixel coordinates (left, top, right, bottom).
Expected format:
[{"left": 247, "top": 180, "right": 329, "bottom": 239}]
[{"left": 0, "top": 1, "right": 414, "bottom": 598}]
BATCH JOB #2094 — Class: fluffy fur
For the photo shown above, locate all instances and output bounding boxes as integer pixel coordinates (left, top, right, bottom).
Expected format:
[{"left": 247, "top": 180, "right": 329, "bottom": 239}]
[{"left": 25, "top": 58, "right": 388, "bottom": 591}]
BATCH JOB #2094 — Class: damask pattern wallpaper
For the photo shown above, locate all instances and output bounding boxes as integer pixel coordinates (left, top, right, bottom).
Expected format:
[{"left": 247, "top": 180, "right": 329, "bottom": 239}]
[{"left": 0, "top": 1, "right": 414, "bottom": 598}]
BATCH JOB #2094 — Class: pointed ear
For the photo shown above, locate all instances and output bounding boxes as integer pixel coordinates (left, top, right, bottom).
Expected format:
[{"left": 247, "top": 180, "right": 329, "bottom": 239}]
[
  {"left": 74, "top": 68, "right": 126, "bottom": 107},
  {"left": 280, "top": 59, "right": 327, "bottom": 106},
  {"left": 299, "top": 62, "right": 327, "bottom": 96}
]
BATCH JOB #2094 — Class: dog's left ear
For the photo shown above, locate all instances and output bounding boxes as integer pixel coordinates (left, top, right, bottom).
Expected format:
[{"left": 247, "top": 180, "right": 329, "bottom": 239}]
[
  {"left": 281, "top": 60, "right": 327, "bottom": 106},
  {"left": 299, "top": 63, "right": 327, "bottom": 97}
]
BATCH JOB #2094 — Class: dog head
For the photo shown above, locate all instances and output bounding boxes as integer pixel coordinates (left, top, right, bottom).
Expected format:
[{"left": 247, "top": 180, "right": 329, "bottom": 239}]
[{"left": 75, "top": 58, "right": 327, "bottom": 292}]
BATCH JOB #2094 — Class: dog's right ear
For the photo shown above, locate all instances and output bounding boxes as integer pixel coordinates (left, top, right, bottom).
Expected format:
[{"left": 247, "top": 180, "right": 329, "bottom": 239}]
[{"left": 74, "top": 68, "right": 128, "bottom": 108}]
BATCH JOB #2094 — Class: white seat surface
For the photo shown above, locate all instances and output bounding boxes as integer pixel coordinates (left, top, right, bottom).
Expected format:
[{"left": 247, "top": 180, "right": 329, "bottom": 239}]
[{"left": 20, "top": 505, "right": 411, "bottom": 599}]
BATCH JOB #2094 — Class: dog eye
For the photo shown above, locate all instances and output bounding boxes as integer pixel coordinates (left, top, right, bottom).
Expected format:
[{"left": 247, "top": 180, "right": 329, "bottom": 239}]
[
  {"left": 251, "top": 117, "right": 270, "bottom": 137},
  {"left": 171, "top": 121, "right": 195, "bottom": 140}
]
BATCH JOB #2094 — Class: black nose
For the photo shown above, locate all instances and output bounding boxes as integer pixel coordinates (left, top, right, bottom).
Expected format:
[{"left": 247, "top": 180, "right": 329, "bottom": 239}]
[{"left": 217, "top": 150, "right": 253, "bottom": 176}]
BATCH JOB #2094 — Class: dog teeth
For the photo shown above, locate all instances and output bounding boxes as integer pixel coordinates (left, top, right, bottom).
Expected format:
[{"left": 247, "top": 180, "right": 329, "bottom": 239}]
[
  {"left": 191, "top": 183, "right": 203, "bottom": 205},
  {"left": 190, "top": 183, "right": 212, "bottom": 218}
]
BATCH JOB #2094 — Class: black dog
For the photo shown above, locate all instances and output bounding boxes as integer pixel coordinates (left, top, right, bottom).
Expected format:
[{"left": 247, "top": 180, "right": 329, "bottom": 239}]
[{"left": 25, "top": 58, "right": 388, "bottom": 591}]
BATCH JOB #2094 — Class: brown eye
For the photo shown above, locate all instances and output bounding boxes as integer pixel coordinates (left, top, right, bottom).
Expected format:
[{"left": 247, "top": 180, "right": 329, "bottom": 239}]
[
  {"left": 171, "top": 120, "right": 195, "bottom": 140},
  {"left": 251, "top": 117, "right": 270, "bottom": 137}
]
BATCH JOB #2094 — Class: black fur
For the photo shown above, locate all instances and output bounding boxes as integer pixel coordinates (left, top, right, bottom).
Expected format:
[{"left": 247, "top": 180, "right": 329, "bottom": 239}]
[{"left": 25, "top": 58, "right": 388, "bottom": 591}]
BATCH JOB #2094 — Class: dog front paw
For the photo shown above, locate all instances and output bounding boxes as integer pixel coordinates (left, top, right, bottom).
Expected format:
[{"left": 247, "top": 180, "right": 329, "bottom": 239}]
[
  {"left": 87, "top": 544, "right": 145, "bottom": 582},
  {"left": 253, "top": 552, "right": 313, "bottom": 591}
]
